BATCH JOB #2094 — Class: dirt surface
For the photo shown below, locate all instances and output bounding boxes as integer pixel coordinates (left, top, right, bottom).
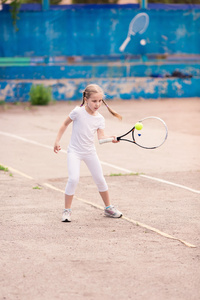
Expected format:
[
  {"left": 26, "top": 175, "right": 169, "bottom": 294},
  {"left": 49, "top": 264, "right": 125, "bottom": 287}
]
[{"left": 0, "top": 98, "right": 200, "bottom": 300}]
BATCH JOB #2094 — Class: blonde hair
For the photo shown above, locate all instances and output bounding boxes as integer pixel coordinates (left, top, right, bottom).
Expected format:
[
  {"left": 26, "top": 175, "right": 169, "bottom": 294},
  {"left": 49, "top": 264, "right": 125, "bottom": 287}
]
[{"left": 80, "top": 84, "right": 122, "bottom": 120}]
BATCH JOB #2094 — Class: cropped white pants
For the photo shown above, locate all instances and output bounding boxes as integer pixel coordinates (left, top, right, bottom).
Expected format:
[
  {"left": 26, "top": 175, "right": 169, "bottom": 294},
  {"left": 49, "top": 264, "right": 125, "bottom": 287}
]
[{"left": 65, "top": 151, "right": 108, "bottom": 195}]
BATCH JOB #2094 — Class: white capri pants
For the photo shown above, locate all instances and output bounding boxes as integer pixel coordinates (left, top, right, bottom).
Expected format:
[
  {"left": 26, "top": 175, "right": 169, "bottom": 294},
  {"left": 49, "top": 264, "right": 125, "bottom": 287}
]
[{"left": 65, "top": 150, "right": 108, "bottom": 195}]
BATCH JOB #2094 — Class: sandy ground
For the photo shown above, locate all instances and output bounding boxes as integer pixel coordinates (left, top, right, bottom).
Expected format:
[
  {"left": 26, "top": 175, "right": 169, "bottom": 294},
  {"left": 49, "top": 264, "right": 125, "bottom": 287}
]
[{"left": 0, "top": 98, "right": 200, "bottom": 300}]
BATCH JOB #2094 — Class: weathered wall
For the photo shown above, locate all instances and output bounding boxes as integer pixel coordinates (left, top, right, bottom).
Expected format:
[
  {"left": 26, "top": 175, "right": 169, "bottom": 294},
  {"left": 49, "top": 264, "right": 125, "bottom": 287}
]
[
  {"left": 1, "top": 5, "right": 200, "bottom": 57},
  {"left": 1, "top": 77, "right": 199, "bottom": 102},
  {"left": 1, "top": 62, "right": 200, "bottom": 80},
  {"left": 0, "top": 5, "right": 200, "bottom": 101}
]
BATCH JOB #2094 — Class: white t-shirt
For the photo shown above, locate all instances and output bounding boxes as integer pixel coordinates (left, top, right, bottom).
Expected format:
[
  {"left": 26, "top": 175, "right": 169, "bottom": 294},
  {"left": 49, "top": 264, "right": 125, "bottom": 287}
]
[{"left": 68, "top": 106, "right": 105, "bottom": 154}]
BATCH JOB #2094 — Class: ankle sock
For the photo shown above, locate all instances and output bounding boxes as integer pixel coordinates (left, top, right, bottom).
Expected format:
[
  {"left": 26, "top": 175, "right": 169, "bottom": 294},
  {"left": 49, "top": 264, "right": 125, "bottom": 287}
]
[{"left": 105, "top": 205, "right": 111, "bottom": 209}]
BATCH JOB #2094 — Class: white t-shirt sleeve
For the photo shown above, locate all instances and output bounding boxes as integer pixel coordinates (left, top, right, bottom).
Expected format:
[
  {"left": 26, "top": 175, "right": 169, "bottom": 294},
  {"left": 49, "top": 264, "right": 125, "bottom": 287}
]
[{"left": 69, "top": 106, "right": 79, "bottom": 121}]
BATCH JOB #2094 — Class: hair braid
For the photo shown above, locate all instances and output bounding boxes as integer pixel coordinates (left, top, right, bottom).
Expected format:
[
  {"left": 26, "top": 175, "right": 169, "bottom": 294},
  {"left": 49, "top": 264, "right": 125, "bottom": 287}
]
[
  {"left": 80, "top": 84, "right": 122, "bottom": 120},
  {"left": 102, "top": 99, "right": 122, "bottom": 120}
]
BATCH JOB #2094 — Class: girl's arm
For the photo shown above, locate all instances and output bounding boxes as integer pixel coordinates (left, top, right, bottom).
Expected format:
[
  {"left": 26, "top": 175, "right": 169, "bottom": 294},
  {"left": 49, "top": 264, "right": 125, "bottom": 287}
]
[
  {"left": 97, "top": 128, "right": 119, "bottom": 143},
  {"left": 54, "top": 116, "right": 72, "bottom": 153}
]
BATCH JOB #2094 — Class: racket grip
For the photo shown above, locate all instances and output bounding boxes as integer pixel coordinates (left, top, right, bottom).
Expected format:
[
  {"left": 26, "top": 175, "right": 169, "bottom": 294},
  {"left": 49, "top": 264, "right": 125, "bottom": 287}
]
[
  {"left": 99, "top": 138, "right": 114, "bottom": 144},
  {"left": 119, "top": 36, "right": 131, "bottom": 52}
]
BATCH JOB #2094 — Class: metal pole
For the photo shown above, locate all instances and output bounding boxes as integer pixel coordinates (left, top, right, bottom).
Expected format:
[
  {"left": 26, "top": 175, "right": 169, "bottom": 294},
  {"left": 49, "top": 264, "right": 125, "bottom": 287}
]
[
  {"left": 141, "top": 0, "right": 147, "bottom": 9},
  {"left": 42, "top": 0, "right": 49, "bottom": 11}
]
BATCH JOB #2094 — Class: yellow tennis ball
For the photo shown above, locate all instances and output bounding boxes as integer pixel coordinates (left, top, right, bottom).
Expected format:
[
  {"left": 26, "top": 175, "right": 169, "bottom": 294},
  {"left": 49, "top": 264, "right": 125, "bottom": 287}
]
[{"left": 135, "top": 122, "right": 143, "bottom": 130}]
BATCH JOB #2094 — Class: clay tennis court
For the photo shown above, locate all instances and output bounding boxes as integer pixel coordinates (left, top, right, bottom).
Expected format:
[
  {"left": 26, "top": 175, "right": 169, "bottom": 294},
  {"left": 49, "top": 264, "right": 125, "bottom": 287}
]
[{"left": 0, "top": 97, "right": 200, "bottom": 300}]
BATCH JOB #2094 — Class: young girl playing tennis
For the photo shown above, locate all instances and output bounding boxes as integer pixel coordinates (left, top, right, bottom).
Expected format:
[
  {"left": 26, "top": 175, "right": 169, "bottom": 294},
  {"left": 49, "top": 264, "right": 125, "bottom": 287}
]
[{"left": 54, "top": 84, "right": 122, "bottom": 222}]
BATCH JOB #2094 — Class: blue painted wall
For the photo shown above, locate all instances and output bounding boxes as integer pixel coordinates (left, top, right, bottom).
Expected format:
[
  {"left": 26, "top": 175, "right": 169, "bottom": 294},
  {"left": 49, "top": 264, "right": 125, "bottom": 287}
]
[
  {"left": 1, "top": 5, "right": 200, "bottom": 57},
  {"left": 1, "top": 62, "right": 199, "bottom": 80},
  {"left": 1, "top": 78, "right": 199, "bottom": 102},
  {"left": 0, "top": 5, "right": 200, "bottom": 101}
]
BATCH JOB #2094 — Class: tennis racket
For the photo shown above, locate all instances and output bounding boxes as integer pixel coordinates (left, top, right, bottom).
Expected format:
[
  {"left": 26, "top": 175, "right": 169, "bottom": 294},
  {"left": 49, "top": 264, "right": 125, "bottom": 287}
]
[
  {"left": 119, "top": 12, "right": 149, "bottom": 52},
  {"left": 99, "top": 116, "right": 168, "bottom": 149}
]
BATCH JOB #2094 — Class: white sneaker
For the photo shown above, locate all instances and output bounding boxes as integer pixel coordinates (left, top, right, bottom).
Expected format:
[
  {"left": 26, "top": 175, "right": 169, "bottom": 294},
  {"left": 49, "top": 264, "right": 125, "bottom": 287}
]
[
  {"left": 62, "top": 209, "right": 72, "bottom": 222},
  {"left": 104, "top": 205, "right": 122, "bottom": 218}
]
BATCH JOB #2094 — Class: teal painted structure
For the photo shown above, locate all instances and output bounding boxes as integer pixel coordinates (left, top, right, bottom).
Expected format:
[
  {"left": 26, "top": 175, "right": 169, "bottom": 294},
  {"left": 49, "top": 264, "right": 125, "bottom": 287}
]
[
  {"left": 0, "top": 4, "right": 200, "bottom": 101},
  {"left": 1, "top": 6, "right": 200, "bottom": 57},
  {"left": 1, "top": 77, "right": 199, "bottom": 102},
  {"left": 1, "top": 62, "right": 199, "bottom": 80}
]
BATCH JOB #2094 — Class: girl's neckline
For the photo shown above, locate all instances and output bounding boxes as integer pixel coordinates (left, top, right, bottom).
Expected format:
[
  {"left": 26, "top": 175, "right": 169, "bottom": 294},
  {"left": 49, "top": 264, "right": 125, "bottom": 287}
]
[{"left": 84, "top": 106, "right": 98, "bottom": 117}]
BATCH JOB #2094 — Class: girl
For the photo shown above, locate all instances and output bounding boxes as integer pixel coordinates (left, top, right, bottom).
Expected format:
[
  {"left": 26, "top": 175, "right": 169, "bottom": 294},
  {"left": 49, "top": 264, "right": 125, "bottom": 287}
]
[{"left": 54, "top": 84, "right": 122, "bottom": 222}]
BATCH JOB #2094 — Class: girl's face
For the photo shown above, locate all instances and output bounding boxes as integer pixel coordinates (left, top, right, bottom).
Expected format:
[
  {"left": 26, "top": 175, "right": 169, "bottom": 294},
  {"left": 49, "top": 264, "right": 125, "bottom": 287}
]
[{"left": 85, "top": 92, "right": 103, "bottom": 115}]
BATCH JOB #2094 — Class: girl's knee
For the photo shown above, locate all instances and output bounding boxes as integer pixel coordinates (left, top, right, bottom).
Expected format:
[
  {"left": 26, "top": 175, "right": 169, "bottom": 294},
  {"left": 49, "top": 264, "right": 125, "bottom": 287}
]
[
  {"left": 68, "top": 176, "right": 79, "bottom": 187},
  {"left": 65, "top": 176, "right": 79, "bottom": 194},
  {"left": 96, "top": 178, "right": 108, "bottom": 192}
]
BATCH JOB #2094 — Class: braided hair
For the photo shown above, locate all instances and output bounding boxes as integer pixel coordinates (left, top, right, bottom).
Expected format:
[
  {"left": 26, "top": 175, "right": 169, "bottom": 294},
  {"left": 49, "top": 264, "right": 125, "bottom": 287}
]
[{"left": 80, "top": 84, "right": 122, "bottom": 120}]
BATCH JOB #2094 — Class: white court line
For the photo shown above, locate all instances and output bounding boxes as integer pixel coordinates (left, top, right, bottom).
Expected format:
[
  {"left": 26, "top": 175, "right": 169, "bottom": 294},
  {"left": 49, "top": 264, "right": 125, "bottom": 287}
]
[
  {"left": 0, "top": 131, "right": 53, "bottom": 151},
  {"left": 0, "top": 162, "right": 197, "bottom": 248},
  {"left": 44, "top": 183, "right": 196, "bottom": 248},
  {"left": 8, "top": 166, "right": 34, "bottom": 180},
  {"left": 1, "top": 131, "right": 200, "bottom": 194},
  {"left": 140, "top": 174, "right": 200, "bottom": 194}
]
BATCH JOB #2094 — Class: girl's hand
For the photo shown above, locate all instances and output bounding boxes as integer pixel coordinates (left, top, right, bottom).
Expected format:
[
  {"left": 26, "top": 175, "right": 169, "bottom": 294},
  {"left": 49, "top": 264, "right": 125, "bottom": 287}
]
[
  {"left": 54, "top": 142, "right": 61, "bottom": 153},
  {"left": 111, "top": 136, "right": 119, "bottom": 143}
]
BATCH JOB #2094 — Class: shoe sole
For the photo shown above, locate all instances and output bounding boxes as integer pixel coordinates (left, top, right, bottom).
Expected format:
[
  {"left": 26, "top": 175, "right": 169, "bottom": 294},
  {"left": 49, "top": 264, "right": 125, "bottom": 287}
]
[
  {"left": 62, "top": 219, "right": 71, "bottom": 222},
  {"left": 104, "top": 213, "right": 122, "bottom": 218}
]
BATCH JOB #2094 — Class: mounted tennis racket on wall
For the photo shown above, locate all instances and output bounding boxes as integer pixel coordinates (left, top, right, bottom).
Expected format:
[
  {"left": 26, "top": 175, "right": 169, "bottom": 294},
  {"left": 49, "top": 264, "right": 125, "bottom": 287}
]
[
  {"left": 119, "top": 12, "right": 149, "bottom": 52},
  {"left": 99, "top": 117, "right": 168, "bottom": 150}
]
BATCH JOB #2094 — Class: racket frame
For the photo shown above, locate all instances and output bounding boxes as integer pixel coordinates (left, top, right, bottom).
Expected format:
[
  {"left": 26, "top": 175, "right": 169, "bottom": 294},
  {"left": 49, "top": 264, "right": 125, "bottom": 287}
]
[
  {"left": 99, "top": 116, "right": 168, "bottom": 149},
  {"left": 129, "top": 12, "right": 149, "bottom": 36},
  {"left": 119, "top": 12, "right": 149, "bottom": 52}
]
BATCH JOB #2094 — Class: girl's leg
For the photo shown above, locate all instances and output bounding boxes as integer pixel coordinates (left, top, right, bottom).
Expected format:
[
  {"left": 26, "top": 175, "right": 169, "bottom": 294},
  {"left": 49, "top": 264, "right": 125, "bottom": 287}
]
[
  {"left": 84, "top": 153, "right": 110, "bottom": 206},
  {"left": 65, "top": 151, "right": 81, "bottom": 209},
  {"left": 99, "top": 190, "right": 111, "bottom": 207},
  {"left": 65, "top": 194, "right": 73, "bottom": 209}
]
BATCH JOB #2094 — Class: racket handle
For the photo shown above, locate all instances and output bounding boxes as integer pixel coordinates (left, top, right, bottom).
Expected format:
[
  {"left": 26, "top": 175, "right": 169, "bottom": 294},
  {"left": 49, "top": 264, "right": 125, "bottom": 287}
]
[
  {"left": 99, "top": 138, "right": 114, "bottom": 144},
  {"left": 119, "top": 36, "right": 131, "bottom": 52}
]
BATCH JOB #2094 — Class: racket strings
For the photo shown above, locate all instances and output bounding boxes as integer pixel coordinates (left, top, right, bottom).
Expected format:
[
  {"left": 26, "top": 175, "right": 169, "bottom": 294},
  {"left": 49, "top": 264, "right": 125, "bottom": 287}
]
[
  {"left": 131, "top": 16, "right": 147, "bottom": 33},
  {"left": 133, "top": 118, "right": 168, "bottom": 149}
]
